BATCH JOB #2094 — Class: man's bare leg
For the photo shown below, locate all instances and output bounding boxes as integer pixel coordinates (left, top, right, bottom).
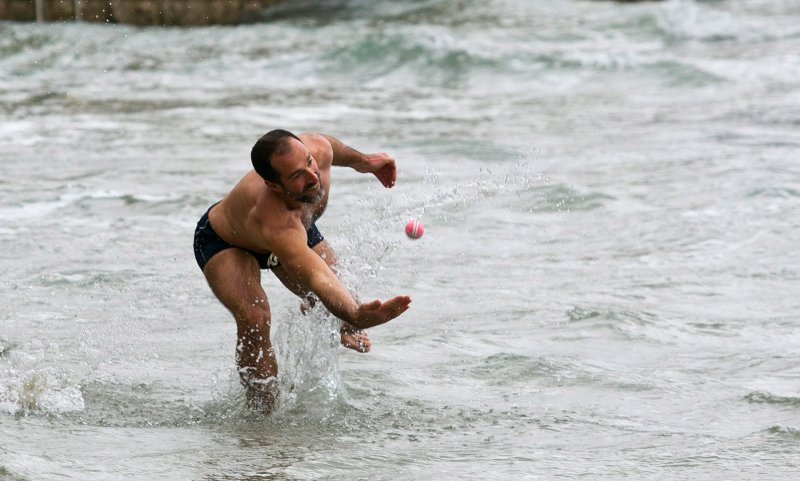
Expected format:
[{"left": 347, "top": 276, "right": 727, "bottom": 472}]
[
  {"left": 203, "top": 248, "right": 279, "bottom": 413},
  {"left": 272, "top": 240, "right": 371, "bottom": 353}
]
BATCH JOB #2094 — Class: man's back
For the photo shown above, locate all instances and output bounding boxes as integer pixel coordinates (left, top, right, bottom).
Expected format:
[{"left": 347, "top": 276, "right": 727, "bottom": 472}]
[{"left": 208, "top": 171, "right": 274, "bottom": 253}]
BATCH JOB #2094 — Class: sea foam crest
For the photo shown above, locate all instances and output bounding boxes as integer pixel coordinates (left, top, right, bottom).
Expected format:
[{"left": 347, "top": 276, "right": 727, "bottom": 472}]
[{"left": 0, "top": 340, "right": 85, "bottom": 416}]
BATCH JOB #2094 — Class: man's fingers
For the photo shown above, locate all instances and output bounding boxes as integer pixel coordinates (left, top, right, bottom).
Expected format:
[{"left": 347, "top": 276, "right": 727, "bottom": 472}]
[
  {"left": 375, "top": 162, "right": 396, "bottom": 188},
  {"left": 356, "top": 334, "right": 371, "bottom": 353},
  {"left": 376, "top": 167, "right": 394, "bottom": 188},
  {"left": 356, "top": 296, "right": 410, "bottom": 328},
  {"left": 387, "top": 165, "right": 397, "bottom": 187},
  {"left": 382, "top": 296, "right": 411, "bottom": 315},
  {"left": 340, "top": 330, "right": 372, "bottom": 353},
  {"left": 389, "top": 295, "right": 411, "bottom": 306}
]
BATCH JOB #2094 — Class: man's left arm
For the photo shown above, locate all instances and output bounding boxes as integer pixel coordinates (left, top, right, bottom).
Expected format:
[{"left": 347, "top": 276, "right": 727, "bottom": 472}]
[
  {"left": 320, "top": 134, "right": 398, "bottom": 338},
  {"left": 322, "top": 134, "right": 398, "bottom": 188}
]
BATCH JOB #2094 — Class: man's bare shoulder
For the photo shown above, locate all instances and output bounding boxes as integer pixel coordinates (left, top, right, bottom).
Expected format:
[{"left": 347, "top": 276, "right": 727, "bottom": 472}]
[
  {"left": 299, "top": 133, "right": 333, "bottom": 168},
  {"left": 249, "top": 193, "right": 307, "bottom": 249}
]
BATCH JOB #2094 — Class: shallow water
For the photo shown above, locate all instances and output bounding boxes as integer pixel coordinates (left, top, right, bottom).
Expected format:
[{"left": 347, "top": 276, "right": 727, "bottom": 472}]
[{"left": 2, "top": 0, "right": 800, "bottom": 479}]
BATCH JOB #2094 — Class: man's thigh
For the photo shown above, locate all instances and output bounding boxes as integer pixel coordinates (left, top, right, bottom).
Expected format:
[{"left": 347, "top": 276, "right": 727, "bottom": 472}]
[{"left": 203, "top": 248, "right": 267, "bottom": 316}]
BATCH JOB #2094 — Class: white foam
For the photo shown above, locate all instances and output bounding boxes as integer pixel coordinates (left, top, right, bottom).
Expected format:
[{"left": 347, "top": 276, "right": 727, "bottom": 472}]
[{"left": 0, "top": 343, "right": 86, "bottom": 416}]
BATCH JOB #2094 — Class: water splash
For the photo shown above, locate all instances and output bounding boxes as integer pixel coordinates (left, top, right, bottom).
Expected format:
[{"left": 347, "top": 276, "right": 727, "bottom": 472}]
[
  {"left": 0, "top": 340, "right": 85, "bottom": 416},
  {"left": 270, "top": 304, "right": 348, "bottom": 414}
]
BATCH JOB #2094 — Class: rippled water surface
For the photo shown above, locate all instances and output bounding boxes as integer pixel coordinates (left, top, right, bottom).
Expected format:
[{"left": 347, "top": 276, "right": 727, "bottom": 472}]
[{"left": 1, "top": 0, "right": 799, "bottom": 479}]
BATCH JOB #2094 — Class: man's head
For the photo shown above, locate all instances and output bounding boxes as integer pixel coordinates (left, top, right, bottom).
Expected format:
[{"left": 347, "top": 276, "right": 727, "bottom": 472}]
[
  {"left": 251, "top": 129, "right": 324, "bottom": 204},
  {"left": 251, "top": 129, "right": 302, "bottom": 184}
]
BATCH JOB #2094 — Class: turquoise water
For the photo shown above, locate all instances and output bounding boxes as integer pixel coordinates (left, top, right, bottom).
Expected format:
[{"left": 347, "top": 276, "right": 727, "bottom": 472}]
[{"left": 1, "top": 1, "right": 799, "bottom": 479}]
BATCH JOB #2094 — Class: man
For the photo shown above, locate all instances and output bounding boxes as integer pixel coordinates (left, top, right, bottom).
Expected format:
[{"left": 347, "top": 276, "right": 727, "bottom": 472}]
[{"left": 193, "top": 129, "right": 412, "bottom": 413}]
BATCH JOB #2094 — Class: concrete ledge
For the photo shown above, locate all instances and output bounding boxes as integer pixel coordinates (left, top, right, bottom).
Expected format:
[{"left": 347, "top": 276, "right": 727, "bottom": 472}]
[{"left": 0, "top": 0, "right": 283, "bottom": 25}]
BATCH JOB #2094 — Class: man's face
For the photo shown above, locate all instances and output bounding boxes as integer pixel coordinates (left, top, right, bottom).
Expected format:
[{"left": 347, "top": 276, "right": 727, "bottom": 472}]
[{"left": 272, "top": 138, "right": 325, "bottom": 204}]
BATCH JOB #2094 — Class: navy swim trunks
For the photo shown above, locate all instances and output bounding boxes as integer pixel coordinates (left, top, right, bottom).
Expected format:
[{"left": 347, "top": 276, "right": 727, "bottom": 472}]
[{"left": 193, "top": 204, "right": 324, "bottom": 271}]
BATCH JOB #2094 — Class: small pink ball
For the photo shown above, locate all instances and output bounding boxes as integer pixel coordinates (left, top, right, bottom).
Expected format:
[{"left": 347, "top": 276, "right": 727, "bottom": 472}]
[{"left": 405, "top": 220, "right": 424, "bottom": 239}]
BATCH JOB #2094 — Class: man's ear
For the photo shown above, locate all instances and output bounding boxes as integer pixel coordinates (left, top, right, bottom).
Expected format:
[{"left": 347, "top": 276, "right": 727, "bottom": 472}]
[{"left": 264, "top": 180, "right": 281, "bottom": 192}]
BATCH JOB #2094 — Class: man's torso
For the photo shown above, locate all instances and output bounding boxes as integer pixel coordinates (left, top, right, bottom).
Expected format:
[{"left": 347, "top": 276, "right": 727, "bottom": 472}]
[{"left": 208, "top": 141, "right": 331, "bottom": 254}]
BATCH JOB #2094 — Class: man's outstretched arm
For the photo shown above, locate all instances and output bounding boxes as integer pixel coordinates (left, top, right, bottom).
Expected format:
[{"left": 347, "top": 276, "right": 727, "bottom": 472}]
[
  {"left": 272, "top": 227, "right": 411, "bottom": 330},
  {"left": 322, "top": 134, "right": 398, "bottom": 188}
]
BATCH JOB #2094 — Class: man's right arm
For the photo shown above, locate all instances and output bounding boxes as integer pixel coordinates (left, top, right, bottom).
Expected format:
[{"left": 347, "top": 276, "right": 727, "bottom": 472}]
[{"left": 270, "top": 228, "right": 411, "bottom": 329}]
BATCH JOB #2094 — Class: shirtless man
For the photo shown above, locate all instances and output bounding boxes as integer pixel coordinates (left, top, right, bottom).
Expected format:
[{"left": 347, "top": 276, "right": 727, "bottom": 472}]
[{"left": 192, "top": 129, "right": 412, "bottom": 412}]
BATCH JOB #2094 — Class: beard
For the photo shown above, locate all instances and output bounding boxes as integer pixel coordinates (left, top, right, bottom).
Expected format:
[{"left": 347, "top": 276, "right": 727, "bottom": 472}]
[{"left": 282, "top": 181, "right": 325, "bottom": 204}]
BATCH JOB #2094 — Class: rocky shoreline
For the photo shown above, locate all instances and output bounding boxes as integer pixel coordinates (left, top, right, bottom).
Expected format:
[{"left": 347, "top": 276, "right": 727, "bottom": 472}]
[{"left": 0, "top": 0, "right": 284, "bottom": 25}]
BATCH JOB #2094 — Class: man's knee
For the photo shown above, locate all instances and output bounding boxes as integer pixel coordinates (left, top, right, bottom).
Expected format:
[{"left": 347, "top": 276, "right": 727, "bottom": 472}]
[
  {"left": 235, "top": 304, "right": 270, "bottom": 344},
  {"left": 233, "top": 298, "right": 271, "bottom": 330},
  {"left": 234, "top": 302, "right": 272, "bottom": 355}
]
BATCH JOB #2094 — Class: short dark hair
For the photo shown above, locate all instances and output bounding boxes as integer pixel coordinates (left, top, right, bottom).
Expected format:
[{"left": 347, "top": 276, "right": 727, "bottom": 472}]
[{"left": 251, "top": 129, "right": 301, "bottom": 183}]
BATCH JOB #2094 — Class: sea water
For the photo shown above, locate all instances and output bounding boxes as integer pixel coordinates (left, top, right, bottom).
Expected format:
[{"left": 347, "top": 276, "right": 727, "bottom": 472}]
[{"left": 1, "top": 0, "right": 799, "bottom": 479}]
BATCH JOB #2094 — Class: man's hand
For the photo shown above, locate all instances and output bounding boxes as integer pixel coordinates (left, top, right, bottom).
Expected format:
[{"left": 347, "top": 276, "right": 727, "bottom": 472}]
[
  {"left": 340, "top": 329, "right": 371, "bottom": 353},
  {"left": 351, "top": 295, "right": 412, "bottom": 330},
  {"left": 358, "top": 153, "right": 397, "bottom": 188}
]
